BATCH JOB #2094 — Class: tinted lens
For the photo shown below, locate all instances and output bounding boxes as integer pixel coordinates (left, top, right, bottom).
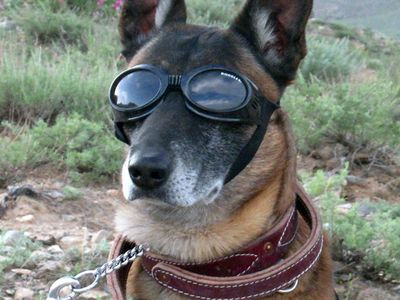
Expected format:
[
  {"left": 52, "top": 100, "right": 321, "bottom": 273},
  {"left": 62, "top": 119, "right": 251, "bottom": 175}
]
[
  {"left": 188, "top": 70, "right": 247, "bottom": 112},
  {"left": 112, "top": 70, "right": 162, "bottom": 108}
]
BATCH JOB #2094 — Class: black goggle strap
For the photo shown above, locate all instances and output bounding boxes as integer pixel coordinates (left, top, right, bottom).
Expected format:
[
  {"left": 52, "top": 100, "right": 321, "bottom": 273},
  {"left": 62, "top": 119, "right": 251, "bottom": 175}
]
[
  {"left": 224, "top": 99, "right": 279, "bottom": 184},
  {"left": 114, "top": 123, "right": 130, "bottom": 145}
]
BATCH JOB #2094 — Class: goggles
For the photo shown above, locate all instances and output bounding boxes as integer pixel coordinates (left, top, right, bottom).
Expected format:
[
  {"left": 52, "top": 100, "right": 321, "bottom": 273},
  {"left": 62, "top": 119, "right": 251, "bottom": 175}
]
[{"left": 108, "top": 64, "right": 280, "bottom": 182}]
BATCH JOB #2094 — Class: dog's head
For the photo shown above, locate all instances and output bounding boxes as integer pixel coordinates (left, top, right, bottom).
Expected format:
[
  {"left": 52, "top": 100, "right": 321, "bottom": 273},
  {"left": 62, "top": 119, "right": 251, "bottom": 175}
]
[{"left": 117, "top": 0, "right": 312, "bottom": 209}]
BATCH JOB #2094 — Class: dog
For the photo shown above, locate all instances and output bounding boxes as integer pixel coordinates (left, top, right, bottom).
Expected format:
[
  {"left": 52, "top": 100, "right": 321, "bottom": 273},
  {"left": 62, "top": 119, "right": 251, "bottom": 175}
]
[{"left": 109, "top": 0, "right": 335, "bottom": 299}]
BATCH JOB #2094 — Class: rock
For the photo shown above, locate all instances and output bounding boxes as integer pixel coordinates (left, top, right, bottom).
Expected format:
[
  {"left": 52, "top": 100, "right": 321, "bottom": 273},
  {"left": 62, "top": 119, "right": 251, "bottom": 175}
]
[
  {"left": 16, "top": 215, "right": 34, "bottom": 223},
  {"left": 2, "top": 245, "right": 14, "bottom": 255},
  {"left": 106, "top": 189, "right": 120, "bottom": 197},
  {"left": 346, "top": 175, "right": 367, "bottom": 186},
  {"left": 35, "top": 260, "right": 65, "bottom": 278},
  {"left": 47, "top": 245, "right": 64, "bottom": 256},
  {"left": 325, "top": 158, "right": 341, "bottom": 169},
  {"left": 80, "top": 290, "right": 110, "bottom": 299},
  {"left": 0, "top": 255, "right": 9, "bottom": 263},
  {"left": 36, "top": 260, "right": 64, "bottom": 275},
  {"left": 34, "top": 234, "right": 56, "bottom": 246},
  {"left": 14, "top": 287, "right": 34, "bottom": 300},
  {"left": 2, "top": 230, "right": 26, "bottom": 246},
  {"left": 334, "top": 143, "right": 347, "bottom": 157},
  {"left": 61, "top": 214, "right": 76, "bottom": 222},
  {"left": 91, "top": 230, "right": 112, "bottom": 246},
  {"left": 314, "top": 145, "right": 334, "bottom": 160},
  {"left": 59, "top": 236, "right": 82, "bottom": 249},
  {"left": 11, "top": 269, "right": 33, "bottom": 276},
  {"left": 53, "top": 230, "right": 66, "bottom": 240},
  {"left": 0, "top": 20, "right": 17, "bottom": 31},
  {"left": 357, "top": 203, "right": 377, "bottom": 217},
  {"left": 336, "top": 273, "right": 352, "bottom": 283},
  {"left": 28, "top": 250, "right": 53, "bottom": 268},
  {"left": 333, "top": 284, "right": 346, "bottom": 295},
  {"left": 336, "top": 203, "right": 353, "bottom": 215},
  {"left": 44, "top": 190, "right": 65, "bottom": 199},
  {"left": 354, "top": 152, "right": 371, "bottom": 164},
  {"left": 357, "top": 287, "right": 400, "bottom": 300}
]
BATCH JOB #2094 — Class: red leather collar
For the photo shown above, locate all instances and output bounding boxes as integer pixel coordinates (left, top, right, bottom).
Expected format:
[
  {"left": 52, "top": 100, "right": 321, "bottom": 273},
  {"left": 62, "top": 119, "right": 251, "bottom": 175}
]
[
  {"left": 107, "top": 183, "right": 323, "bottom": 299},
  {"left": 141, "top": 204, "right": 298, "bottom": 277}
]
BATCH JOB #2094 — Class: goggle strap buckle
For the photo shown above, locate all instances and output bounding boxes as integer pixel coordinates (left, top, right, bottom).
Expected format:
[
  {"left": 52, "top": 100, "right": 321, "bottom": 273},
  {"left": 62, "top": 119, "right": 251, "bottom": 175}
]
[{"left": 168, "top": 75, "right": 182, "bottom": 87}]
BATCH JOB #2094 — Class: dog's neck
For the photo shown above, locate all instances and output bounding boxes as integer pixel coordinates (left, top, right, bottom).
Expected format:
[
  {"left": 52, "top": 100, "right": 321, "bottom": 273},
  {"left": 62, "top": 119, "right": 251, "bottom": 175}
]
[{"left": 115, "top": 111, "right": 297, "bottom": 263}]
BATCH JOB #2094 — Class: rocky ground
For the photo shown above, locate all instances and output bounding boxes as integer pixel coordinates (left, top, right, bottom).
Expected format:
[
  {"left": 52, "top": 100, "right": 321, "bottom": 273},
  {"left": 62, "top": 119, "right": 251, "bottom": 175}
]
[{"left": 0, "top": 170, "right": 121, "bottom": 300}]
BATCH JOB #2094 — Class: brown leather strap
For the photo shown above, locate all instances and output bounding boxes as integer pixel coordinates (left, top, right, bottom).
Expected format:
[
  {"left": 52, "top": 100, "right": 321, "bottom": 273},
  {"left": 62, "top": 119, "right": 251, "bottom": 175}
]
[
  {"left": 141, "top": 204, "right": 297, "bottom": 277},
  {"left": 107, "top": 235, "right": 135, "bottom": 300},
  {"left": 107, "top": 183, "right": 323, "bottom": 299}
]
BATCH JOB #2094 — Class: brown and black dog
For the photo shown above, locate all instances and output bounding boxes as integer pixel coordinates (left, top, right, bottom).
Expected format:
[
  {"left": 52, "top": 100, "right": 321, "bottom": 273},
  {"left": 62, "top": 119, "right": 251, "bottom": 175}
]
[{"left": 113, "top": 0, "right": 335, "bottom": 299}]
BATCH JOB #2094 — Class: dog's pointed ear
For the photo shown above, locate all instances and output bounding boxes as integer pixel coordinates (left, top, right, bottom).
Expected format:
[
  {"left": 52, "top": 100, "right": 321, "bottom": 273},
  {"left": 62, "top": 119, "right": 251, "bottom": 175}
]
[
  {"left": 231, "top": 0, "right": 313, "bottom": 83},
  {"left": 119, "top": 0, "right": 187, "bottom": 61}
]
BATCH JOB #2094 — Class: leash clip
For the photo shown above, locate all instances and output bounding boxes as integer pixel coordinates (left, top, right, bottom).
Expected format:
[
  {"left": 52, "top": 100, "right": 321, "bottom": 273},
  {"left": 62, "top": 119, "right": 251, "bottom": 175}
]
[
  {"left": 47, "top": 244, "right": 147, "bottom": 299},
  {"left": 47, "top": 276, "right": 80, "bottom": 300}
]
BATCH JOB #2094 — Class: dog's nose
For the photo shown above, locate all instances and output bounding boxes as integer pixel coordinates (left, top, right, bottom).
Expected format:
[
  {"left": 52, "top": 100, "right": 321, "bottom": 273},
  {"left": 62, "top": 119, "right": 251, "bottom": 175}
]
[{"left": 128, "top": 151, "right": 171, "bottom": 189}]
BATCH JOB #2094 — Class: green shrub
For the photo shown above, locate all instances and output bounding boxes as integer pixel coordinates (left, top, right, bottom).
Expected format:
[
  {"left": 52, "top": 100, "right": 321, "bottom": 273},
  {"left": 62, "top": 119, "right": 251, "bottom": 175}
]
[
  {"left": 0, "top": 233, "right": 42, "bottom": 282},
  {"left": 11, "top": 7, "right": 93, "bottom": 45},
  {"left": 301, "top": 166, "right": 400, "bottom": 281},
  {"left": 29, "top": 114, "right": 123, "bottom": 182},
  {"left": 333, "top": 202, "right": 400, "bottom": 281},
  {"left": 301, "top": 37, "right": 363, "bottom": 82},
  {"left": 0, "top": 40, "right": 118, "bottom": 124},
  {"left": 62, "top": 186, "right": 83, "bottom": 200},
  {"left": 300, "top": 163, "right": 349, "bottom": 238},
  {"left": 186, "top": 0, "right": 243, "bottom": 26},
  {"left": 0, "top": 114, "right": 123, "bottom": 184},
  {"left": 0, "top": 123, "right": 48, "bottom": 187},
  {"left": 284, "top": 77, "right": 400, "bottom": 153}
]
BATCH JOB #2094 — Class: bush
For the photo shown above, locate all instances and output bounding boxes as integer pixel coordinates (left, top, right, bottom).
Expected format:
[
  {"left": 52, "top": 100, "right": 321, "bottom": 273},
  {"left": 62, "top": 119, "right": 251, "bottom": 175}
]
[
  {"left": 0, "top": 38, "right": 119, "bottom": 124},
  {"left": 57, "top": 0, "right": 122, "bottom": 16},
  {"left": 29, "top": 114, "right": 123, "bottom": 182},
  {"left": 0, "top": 114, "right": 123, "bottom": 184},
  {"left": 284, "top": 77, "right": 400, "bottom": 153},
  {"left": 0, "top": 232, "right": 42, "bottom": 282},
  {"left": 301, "top": 166, "right": 400, "bottom": 281},
  {"left": 300, "top": 37, "right": 363, "bottom": 82},
  {"left": 186, "top": 0, "right": 243, "bottom": 27},
  {"left": 11, "top": 6, "right": 93, "bottom": 46},
  {"left": 62, "top": 185, "right": 83, "bottom": 200},
  {"left": 0, "top": 123, "right": 48, "bottom": 187}
]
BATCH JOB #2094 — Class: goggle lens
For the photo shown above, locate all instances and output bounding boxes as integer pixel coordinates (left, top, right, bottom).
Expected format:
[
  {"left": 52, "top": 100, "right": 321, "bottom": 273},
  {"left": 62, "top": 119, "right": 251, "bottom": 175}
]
[
  {"left": 188, "top": 70, "right": 247, "bottom": 112},
  {"left": 112, "top": 70, "right": 161, "bottom": 108}
]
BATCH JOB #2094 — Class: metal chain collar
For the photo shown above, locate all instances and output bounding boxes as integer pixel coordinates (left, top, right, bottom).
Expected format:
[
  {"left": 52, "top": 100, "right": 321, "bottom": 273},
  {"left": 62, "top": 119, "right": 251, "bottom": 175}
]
[{"left": 47, "top": 244, "right": 146, "bottom": 300}]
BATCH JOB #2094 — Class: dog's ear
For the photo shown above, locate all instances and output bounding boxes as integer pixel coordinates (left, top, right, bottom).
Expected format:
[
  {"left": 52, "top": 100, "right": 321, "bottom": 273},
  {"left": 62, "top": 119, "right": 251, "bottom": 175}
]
[
  {"left": 231, "top": 0, "right": 313, "bottom": 84},
  {"left": 119, "top": 0, "right": 187, "bottom": 61}
]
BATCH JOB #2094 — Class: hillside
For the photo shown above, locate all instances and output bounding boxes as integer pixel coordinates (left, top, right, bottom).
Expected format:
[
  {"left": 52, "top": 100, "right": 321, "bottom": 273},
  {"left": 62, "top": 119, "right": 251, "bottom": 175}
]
[{"left": 314, "top": 0, "right": 400, "bottom": 39}]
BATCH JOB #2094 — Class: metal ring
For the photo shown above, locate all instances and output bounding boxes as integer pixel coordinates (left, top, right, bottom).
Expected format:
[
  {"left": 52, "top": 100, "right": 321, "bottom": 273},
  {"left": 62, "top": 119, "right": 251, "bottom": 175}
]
[
  {"left": 47, "top": 276, "right": 80, "bottom": 300},
  {"left": 72, "top": 270, "right": 101, "bottom": 294},
  {"left": 278, "top": 279, "right": 299, "bottom": 294}
]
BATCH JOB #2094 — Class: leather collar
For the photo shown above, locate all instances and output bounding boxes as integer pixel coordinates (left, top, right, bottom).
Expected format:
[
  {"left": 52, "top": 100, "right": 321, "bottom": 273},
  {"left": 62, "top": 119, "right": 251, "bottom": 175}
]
[{"left": 107, "top": 183, "right": 323, "bottom": 299}]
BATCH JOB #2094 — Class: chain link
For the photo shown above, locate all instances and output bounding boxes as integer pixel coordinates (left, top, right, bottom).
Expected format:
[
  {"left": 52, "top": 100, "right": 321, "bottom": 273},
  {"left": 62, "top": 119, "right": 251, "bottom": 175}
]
[{"left": 47, "top": 244, "right": 146, "bottom": 300}]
